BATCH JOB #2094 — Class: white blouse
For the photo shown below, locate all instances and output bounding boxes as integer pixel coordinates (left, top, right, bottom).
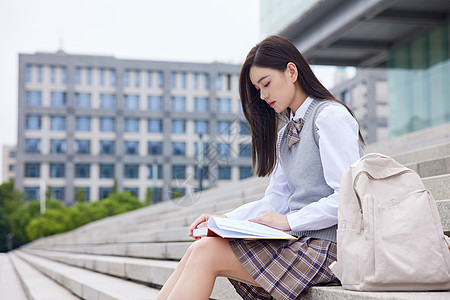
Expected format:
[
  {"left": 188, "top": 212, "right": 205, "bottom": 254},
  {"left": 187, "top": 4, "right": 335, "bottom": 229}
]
[{"left": 225, "top": 97, "right": 361, "bottom": 232}]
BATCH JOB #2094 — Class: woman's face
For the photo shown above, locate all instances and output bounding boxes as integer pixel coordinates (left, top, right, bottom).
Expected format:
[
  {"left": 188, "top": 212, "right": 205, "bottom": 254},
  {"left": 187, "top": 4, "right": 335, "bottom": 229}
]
[{"left": 249, "top": 64, "right": 299, "bottom": 113}]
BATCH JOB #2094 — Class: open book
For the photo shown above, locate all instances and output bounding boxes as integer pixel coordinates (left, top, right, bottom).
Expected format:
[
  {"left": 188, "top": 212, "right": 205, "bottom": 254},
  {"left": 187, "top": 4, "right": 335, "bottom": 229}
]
[{"left": 192, "top": 216, "right": 297, "bottom": 240}]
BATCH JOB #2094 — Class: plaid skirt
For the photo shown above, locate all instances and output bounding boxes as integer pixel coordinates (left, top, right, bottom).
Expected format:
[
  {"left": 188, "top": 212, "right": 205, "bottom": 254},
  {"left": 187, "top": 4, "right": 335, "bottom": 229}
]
[{"left": 227, "top": 236, "right": 338, "bottom": 300}]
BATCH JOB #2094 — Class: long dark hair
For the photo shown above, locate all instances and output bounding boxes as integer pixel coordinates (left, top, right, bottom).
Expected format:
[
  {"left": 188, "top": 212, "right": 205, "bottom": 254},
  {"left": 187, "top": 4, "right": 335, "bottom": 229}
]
[{"left": 239, "top": 35, "right": 364, "bottom": 177}]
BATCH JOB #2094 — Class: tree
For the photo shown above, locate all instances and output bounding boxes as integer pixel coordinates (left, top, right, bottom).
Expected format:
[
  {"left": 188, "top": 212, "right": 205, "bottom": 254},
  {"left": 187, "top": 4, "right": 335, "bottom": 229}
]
[
  {"left": 145, "top": 188, "right": 153, "bottom": 206},
  {"left": 112, "top": 178, "right": 118, "bottom": 194},
  {"left": 75, "top": 188, "right": 86, "bottom": 204},
  {"left": 25, "top": 208, "right": 69, "bottom": 241}
]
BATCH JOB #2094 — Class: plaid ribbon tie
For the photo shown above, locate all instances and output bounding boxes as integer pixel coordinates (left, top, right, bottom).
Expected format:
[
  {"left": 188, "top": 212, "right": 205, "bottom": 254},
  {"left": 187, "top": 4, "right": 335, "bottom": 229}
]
[{"left": 286, "top": 118, "right": 304, "bottom": 149}]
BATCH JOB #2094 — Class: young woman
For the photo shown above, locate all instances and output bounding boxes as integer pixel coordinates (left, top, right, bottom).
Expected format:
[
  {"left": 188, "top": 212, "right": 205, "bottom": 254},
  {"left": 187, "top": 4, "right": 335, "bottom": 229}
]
[{"left": 157, "top": 35, "right": 363, "bottom": 300}]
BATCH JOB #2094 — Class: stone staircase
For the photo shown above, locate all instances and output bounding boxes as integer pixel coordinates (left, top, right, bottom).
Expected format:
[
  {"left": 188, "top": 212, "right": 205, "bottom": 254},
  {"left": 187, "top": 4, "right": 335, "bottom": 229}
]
[{"left": 2, "top": 128, "right": 450, "bottom": 299}]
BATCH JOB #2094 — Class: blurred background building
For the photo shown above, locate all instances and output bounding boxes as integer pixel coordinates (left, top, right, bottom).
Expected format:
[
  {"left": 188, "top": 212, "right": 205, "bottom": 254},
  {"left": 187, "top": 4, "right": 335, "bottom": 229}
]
[
  {"left": 14, "top": 52, "right": 251, "bottom": 205},
  {"left": 2, "top": 145, "right": 16, "bottom": 183}
]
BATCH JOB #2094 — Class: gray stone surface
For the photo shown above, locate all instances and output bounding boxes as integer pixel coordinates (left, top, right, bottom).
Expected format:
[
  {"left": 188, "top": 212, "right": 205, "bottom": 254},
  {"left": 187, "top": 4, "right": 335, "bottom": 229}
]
[
  {"left": 423, "top": 174, "right": 450, "bottom": 200},
  {"left": 0, "top": 254, "right": 27, "bottom": 300},
  {"left": 437, "top": 200, "right": 450, "bottom": 233}
]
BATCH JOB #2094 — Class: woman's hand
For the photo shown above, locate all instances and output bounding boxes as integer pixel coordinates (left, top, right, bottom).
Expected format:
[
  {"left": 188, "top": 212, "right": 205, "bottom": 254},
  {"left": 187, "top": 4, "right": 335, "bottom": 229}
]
[
  {"left": 249, "top": 210, "right": 291, "bottom": 231},
  {"left": 188, "top": 214, "right": 227, "bottom": 240}
]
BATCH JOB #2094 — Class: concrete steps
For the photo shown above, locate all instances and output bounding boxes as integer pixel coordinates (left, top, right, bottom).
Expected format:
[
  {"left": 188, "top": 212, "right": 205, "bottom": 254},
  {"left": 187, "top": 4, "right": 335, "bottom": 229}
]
[{"left": 0, "top": 254, "right": 27, "bottom": 300}]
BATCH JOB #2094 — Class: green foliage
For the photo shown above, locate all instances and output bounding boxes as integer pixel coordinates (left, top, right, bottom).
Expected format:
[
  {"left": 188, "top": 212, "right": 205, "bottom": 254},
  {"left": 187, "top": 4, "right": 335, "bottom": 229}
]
[
  {"left": 25, "top": 208, "right": 69, "bottom": 240},
  {"left": 112, "top": 178, "right": 118, "bottom": 193},
  {"left": 172, "top": 190, "right": 182, "bottom": 199},
  {"left": 101, "top": 191, "right": 143, "bottom": 216},
  {"left": 145, "top": 188, "right": 153, "bottom": 206},
  {"left": 75, "top": 188, "right": 86, "bottom": 204}
]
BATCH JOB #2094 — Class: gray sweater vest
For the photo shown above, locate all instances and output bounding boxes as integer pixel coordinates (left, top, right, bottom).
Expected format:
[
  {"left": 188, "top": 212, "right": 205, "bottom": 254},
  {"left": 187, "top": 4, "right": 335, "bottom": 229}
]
[{"left": 278, "top": 99, "right": 340, "bottom": 242}]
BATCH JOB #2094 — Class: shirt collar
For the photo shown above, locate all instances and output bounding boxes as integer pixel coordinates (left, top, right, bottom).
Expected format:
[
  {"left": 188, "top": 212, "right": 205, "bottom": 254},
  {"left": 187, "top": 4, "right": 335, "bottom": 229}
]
[{"left": 290, "top": 97, "right": 313, "bottom": 120}]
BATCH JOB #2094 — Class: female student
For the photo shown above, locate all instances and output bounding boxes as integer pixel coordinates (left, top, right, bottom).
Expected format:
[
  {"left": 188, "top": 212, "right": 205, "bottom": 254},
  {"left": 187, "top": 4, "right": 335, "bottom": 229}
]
[{"left": 157, "top": 35, "right": 363, "bottom": 300}]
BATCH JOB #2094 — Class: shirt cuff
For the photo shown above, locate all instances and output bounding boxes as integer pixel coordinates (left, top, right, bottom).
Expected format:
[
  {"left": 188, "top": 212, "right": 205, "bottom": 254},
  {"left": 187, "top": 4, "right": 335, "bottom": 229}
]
[{"left": 286, "top": 212, "right": 303, "bottom": 232}]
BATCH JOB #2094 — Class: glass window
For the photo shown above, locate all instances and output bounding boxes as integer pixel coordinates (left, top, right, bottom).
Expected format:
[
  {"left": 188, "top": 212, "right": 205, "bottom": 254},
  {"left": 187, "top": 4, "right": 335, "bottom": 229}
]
[
  {"left": 50, "top": 163, "right": 65, "bottom": 178},
  {"left": 171, "top": 72, "right": 177, "bottom": 89},
  {"left": 74, "top": 140, "right": 90, "bottom": 154},
  {"left": 124, "top": 94, "right": 139, "bottom": 110},
  {"left": 86, "top": 68, "right": 92, "bottom": 85},
  {"left": 218, "top": 165, "right": 231, "bottom": 180},
  {"left": 194, "top": 166, "right": 209, "bottom": 180},
  {"left": 99, "top": 68, "right": 105, "bottom": 86},
  {"left": 124, "top": 141, "right": 139, "bottom": 155},
  {"left": 239, "top": 143, "right": 251, "bottom": 157},
  {"left": 181, "top": 72, "right": 187, "bottom": 89},
  {"left": 217, "top": 143, "right": 231, "bottom": 157},
  {"left": 218, "top": 121, "right": 231, "bottom": 135},
  {"left": 26, "top": 64, "right": 32, "bottom": 83},
  {"left": 26, "top": 115, "right": 41, "bottom": 130},
  {"left": 24, "top": 186, "right": 40, "bottom": 200},
  {"left": 100, "top": 117, "right": 115, "bottom": 132},
  {"left": 194, "top": 97, "right": 209, "bottom": 112},
  {"left": 50, "top": 66, "right": 56, "bottom": 83},
  {"left": 99, "top": 187, "right": 112, "bottom": 200},
  {"left": 25, "top": 139, "right": 41, "bottom": 153},
  {"left": 147, "top": 71, "right": 152, "bottom": 87},
  {"left": 75, "top": 93, "right": 91, "bottom": 108},
  {"left": 193, "top": 72, "right": 199, "bottom": 89},
  {"left": 26, "top": 91, "right": 42, "bottom": 107},
  {"left": 147, "top": 164, "right": 163, "bottom": 179},
  {"left": 194, "top": 120, "right": 209, "bottom": 135},
  {"left": 110, "top": 69, "right": 116, "bottom": 86},
  {"left": 49, "top": 186, "right": 65, "bottom": 201},
  {"left": 99, "top": 140, "right": 115, "bottom": 154},
  {"left": 215, "top": 73, "right": 222, "bottom": 90},
  {"left": 157, "top": 71, "right": 164, "bottom": 87},
  {"left": 37, "top": 65, "right": 43, "bottom": 83},
  {"left": 134, "top": 70, "right": 140, "bottom": 87},
  {"left": 50, "top": 116, "right": 66, "bottom": 131},
  {"left": 171, "top": 119, "right": 186, "bottom": 134},
  {"left": 75, "top": 163, "right": 90, "bottom": 178},
  {"left": 148, "top": 119, "right": 163, "bottom": 133},
  {"left": 171, "top": 96, "right": 186, "bottom": 112},
  {"left": 75, "top": 116, "right": 91, "bottom": 131},
  {"left": 51, "top": 91, "right": 66, "bottom": 107},
  {"left": 124, "top": 164, "right": 139, "bottom": 179},
  {"left": 99, "top": 164, "right": 114, "bottom": 178},
  {"left": 100, "top": 93, "right": 116, "bottom": 109},
  {"left": 9, "top": 151, "right": 16, "bottom": 158},
  {"left": 217, "top": 98, "right": 231, "bottom": 113},
  {"left": 172, "top": 165, "right": 186, "bottom": 179},
  {"left": 147, "top": 141, "right": 163, "bottom": 155},
  {"left": 226, "top": 74, "right": 232, "bottom": 90},
  {"left": 239, "top": 166, "right": 253, "bottom": 179},
  {"left": 123, "top": 69, "right": 129, "bottom": 87},
  {"left": 75, "top": 187, "right": 90, "bottom": 202},
  {"left": 172, "top": 142, "right": 186, "bottom": 156},
  {"left": 75, "top": 67, "right": 81, "bottom": 85},
  {"left": 147, "top": 95, "right": 163, "bottom": 111},
  {"left": 204, "top": 73, "right": 210, "bottom": 89},
  {"left": 50, "top": 139, "right": 67, "bottom": 154},
  {"left": 124, "top": 118, "right": 140, "bottom": 133},
  {"left": 124, "top": 187, "right": 139, "bottom": 198},
  {"left": 194, "top": 142, "right": 209, "bottom": 156},
  {"left": 25, "top": 163, "right": 40, "bottom": 178},
  {"left": 61, "top": 67, "right": 67, "bottom": 84},
  {"left": 239, "top": 121, "right": 250, "bottom": 135}
]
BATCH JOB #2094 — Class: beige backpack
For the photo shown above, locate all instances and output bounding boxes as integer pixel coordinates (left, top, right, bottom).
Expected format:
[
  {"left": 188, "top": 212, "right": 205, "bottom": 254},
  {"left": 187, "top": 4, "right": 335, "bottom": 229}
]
[{"left": 330, "top": 153, "right": 450, "bottom": 291}]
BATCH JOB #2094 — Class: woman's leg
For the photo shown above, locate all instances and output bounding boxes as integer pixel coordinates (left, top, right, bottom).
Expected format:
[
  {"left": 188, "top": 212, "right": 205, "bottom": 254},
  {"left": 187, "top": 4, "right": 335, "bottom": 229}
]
[{"left": 166, "top": 237, "right": 259, "bottom": 300}]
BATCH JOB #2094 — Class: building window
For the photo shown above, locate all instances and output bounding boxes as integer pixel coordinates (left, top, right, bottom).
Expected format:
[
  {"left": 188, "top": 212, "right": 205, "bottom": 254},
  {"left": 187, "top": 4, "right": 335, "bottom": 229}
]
[
  {"left": 99, "top": 140, "right": 115, "bottom": 154},
  {"left": 134, "top": 70, "right": 140, "bottom": 87},
  {"left": 171, "top": 119, "right": 186, "bottom": 134},
  {"left": 204, "top": 73, "right": 210, "bottom": 89},
  {"left": 99, "top": 187, "right": 113, "bottom": 200},
  {"left": 124, "top": 94, "right": 140, "bottom": 110},
  {"left": 172, "top": 165, "right": 186, "bottom": 179},
  {"left": 218, "top": 165, "right": 231, "bottom": 180},
  {"left": 194, "top": 166, "right": 209, "bottom": 180},
  {"left": 100, "top": 117, "right": 115, "bottom": 132},
  {"left": 217, "top": 98, "right": 231, "bottom": 113},
  {"left": 75, "top": 93, "right": 91, "bottom": 108},
  {"left": 194, "top": 120, "right": 209, "bottom": 135},
  {"left": 217, "top": 143, "right": 231, "bottom": 157},
  {"left": 147, "top": 95, "right": 163, "bottom": 111},
  {"left": 124, "top": 141, "right": 139, "bottom": 155},
  {"left": 171, "top": 96, "right": 186, "bottom": 112},
  {"left": 194, "top": 97, "right": 209, "bottom": 112},
  {"left": 61, "top": 67, "right": 67, "bottom": 84},
  {"left": 50, "top": 139, "right": 67, "bottom": 154},
  {"left": 217, "top": 121, "right": 231, "bottom": 135},
  {"left": 49, "top": 187, "right": 65, "bottom": 201},
  {"left": 194, "top": 142, "right": 209, "bottom": 156},
  {"left": 110, "top": 69, "right": 116, "bottom": 86},
  {"left": 24, "top": 186, "right": 39, "bottom": 200},
  {"left": 226, "top": 74, "right": 232, "bottom": 90},
  {"left": 172, "top": 142, "right": 186, "bottom": 156},
  {"left": 50, "top": 66, "right": 56, "bottom": 83},
  {"left": 100, "top": 93, "right": 116, "bottom": 109},
  {"left": 75, "top": 116, "right": 91, "bottom": 131},
  {"left": 75, "top": 187, "right": 90, "bottom": 202},
  {"left": 25, "top": 163, "right": 40, "bottom": 178},
  {"left": 147, "top": 141, "right": 163, "bottom": 155},
  {"left": 8, "top": 164, "right": 14, "bottom": 172},
  {"left": 148, "top": 119, "right": 163, "bottom": 133},
  {"left": 193, "top": 72, "right": 199, "bottom": 89},
  {"left": 124, "top": 164, "right": 139, "bottom": 179},
  {"left": 239, "top": 121, "right": 250, "bottom": 135},
  {"left": 99, "top": 68, "right": 105, "bottom": 86},
  {"left": 86, "top": 67, "right": 92, "bottom": 85},
  {"left": 26, "top": 91, "right": 42, "bottom": 106},
  {"left": 26, "top": 115, "right": 41, "bottom": 130},
  {"left": 147, "top": 164, "right": 163, "bottom": 179},
  {"left": 147, "top": 71, "right": 152, "bottom": 87},
  {"left": 51, "top": 91, "right": 66, "bottom": 107},
  {"left": 99, "top": 164, "right": 115, "bottom": 178},
  {"left": 25, "top": 138, "right": 41, "bottom": 153},
  {"left": 9, "top": 151, "right": 16, "bottom": 158},
  {"left": 181, "top": 72, "right": 187, "bottom": 89},
  {"left": 171, "top": 72, "right": 177, "bottom": 89},
  {"left": 123, "top": 69, "right": 129, "bottom": 87},
  {"left": 157, "top": 71, "right": 164, "bottom": 87},
  {"left": 50, "top": 116, "right": 66, "bottom": 131},
  {"left": 239, "top": 143, "right": 251, "bottom": 157},
  {"left": 239, "top": 166, "right": 252, "bottom": 179},
  {"left": 37, "top": 65, "right": 43, "bottom": 83},
  {"left": 124, "top": 187, "right": 139, "bottom": 198},
  {"left": 50, "top": 163, "right": 65, "bottom": 178},
  {"left": 215, "top": 73, "right": 222, "bottom": 90},
  {"left": 124, "top": 117, "right": 140, "bottom": 133},
  {"left": 75, "top": 163, "right": 90, "bottom": 178},
  {"left": 75, "top": 67, "right": 81, "bottom": 85},
  {"left": 74, "top": 140, "right": 90, "bottom": 154},
  {"left": 26, "top": 64, "right": 32, "bottom": 83}
]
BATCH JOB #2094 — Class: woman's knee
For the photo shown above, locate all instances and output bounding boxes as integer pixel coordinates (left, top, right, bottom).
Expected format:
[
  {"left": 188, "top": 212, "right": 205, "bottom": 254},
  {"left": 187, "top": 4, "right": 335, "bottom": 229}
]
[{"left": 187, "top": 238, "right": 228, "bottom": 267}]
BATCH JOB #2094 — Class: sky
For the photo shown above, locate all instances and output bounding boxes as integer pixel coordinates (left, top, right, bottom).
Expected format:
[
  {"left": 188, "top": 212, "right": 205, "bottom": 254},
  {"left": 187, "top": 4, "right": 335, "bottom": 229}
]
[{"left": 0, "top": 0, "right": 343, "bottom": 182}]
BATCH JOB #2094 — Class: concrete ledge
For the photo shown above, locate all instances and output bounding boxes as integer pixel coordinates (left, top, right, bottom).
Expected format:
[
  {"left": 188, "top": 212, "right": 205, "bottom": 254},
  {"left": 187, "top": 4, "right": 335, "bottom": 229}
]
[
  {"left": 0, "top": 254, "right": 27, "bottom": 300},
  {"left": 423, "top": 174, "right": 450, "bottom": 200}
]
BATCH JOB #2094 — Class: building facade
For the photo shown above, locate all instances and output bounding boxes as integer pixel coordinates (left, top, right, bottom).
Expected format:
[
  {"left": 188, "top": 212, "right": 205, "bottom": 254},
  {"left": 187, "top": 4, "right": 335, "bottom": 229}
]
[
  {"left": 2, "top": 145, "right": 16, "bottom": 183},
  {"left": 16, "top": 51, "right": 251, "bottom": 205}
]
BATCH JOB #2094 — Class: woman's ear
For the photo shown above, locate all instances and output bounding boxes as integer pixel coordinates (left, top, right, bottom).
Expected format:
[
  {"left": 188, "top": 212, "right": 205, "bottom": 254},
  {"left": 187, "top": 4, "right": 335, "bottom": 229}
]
[{"left": 286, "top": 62, "right": 298, "bottom": 83}]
